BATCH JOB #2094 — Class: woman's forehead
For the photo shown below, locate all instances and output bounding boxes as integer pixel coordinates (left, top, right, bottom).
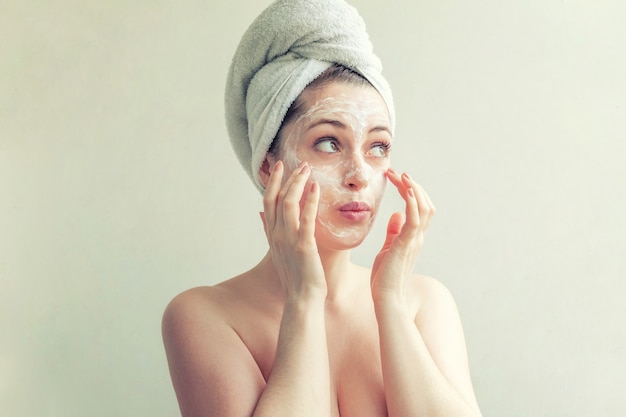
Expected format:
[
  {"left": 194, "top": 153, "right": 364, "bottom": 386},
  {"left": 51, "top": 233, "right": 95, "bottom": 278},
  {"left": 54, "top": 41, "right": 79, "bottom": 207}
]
[{"left": 298, "top": 83, "right": 391, "bottom": 125}]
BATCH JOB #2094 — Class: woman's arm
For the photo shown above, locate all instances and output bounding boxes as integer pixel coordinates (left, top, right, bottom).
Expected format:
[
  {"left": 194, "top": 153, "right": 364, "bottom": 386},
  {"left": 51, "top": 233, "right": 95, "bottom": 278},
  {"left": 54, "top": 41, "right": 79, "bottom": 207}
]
[
  {"left": 163, "top": 161, "right": 332, "bottom": 417},
  {"left": 255, "top": 160, "right": 331, "bottom": 416},
  {"left": 254, "top": 296, "right": 330, "bottom": 417},
  {"left": 371, "top": 169, "right": 481, "bottom": 417},
  {"left": 375, "top": 279, "right": 481, "bottom": 417}
]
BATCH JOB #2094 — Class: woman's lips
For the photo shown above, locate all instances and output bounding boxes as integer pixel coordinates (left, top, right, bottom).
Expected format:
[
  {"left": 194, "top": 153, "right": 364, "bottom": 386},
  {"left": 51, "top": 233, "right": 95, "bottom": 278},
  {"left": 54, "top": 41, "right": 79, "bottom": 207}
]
[{"left": 338, "top": 202, "right": 371, "bottom": 221}]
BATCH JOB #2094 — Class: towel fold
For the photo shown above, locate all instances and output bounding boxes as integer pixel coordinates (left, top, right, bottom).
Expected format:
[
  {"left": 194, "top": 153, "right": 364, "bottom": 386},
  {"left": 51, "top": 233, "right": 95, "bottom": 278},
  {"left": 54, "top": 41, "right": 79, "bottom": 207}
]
[{"left": 225, "top": 0, "right": 395, "bottom": 192}]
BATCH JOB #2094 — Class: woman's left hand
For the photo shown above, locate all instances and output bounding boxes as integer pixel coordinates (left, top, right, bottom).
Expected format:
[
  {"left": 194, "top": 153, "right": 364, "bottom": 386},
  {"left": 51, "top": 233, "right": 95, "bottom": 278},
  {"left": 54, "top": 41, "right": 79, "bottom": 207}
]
[{"left": 370, "top": 169, "right": 436, "bottom": 308}]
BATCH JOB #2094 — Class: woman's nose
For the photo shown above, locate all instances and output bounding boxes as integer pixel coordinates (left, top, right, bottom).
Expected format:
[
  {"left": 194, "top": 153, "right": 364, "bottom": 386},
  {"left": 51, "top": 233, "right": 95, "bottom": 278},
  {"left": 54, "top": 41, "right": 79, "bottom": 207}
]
[{"left": 343, "top": 154, "right": 368, "bottom": 191}]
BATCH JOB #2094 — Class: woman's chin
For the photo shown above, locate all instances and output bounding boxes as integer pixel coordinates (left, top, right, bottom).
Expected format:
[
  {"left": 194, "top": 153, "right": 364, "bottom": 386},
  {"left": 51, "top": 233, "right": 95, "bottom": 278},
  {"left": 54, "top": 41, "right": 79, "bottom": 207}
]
[{"left": 314, "top": 222, "right": 371, "bottom": 251}]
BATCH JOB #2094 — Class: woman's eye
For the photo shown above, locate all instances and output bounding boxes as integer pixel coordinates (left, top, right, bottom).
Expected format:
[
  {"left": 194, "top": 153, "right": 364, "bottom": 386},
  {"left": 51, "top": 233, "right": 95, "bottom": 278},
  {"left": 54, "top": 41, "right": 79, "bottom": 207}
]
[
  {"left": 368, "top": 142, "right": 391, "bottom": 157},
  {"left": 314, "top": 139, "right": 339, "bottom": 153}
]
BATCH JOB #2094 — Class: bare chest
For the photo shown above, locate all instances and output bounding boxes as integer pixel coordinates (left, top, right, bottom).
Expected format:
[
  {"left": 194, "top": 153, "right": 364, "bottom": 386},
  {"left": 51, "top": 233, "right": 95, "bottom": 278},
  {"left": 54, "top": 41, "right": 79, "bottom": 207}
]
[{"left": 240, "top": 307, "right": 388, "bottom": 417}]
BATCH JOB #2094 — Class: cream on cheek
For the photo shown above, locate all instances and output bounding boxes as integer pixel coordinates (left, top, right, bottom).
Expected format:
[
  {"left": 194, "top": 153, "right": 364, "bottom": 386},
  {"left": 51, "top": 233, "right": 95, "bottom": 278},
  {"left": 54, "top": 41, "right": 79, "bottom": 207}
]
[
  {"left": 312, "top": 162, "right": 387, "bottom": 241},
  {"left": 279, "top": 95, "right": 390, "bottom": 241}
]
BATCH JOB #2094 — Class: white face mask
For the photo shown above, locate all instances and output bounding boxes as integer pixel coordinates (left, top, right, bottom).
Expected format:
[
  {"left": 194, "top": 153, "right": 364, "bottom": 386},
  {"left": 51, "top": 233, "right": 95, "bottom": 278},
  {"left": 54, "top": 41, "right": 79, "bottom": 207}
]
[{"left": 278, "top": 83, "right": 393, "bottom": 247}]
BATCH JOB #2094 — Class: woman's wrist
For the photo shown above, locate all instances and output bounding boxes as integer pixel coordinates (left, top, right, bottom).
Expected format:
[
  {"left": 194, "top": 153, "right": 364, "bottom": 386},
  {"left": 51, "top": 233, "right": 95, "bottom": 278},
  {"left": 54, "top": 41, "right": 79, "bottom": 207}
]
[
  {"left": 372, "top": 293, "right": 412, "bottom": 320},
  {"left": 284, "top": 289, "right": 327, "bottom": 312}
]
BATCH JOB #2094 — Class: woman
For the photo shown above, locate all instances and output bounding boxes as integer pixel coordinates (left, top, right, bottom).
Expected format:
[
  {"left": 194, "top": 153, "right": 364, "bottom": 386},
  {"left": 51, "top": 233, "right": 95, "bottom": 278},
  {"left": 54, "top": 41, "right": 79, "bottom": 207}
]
[{"left": 163, "top": 1, "right": 481, "bottom": 416}]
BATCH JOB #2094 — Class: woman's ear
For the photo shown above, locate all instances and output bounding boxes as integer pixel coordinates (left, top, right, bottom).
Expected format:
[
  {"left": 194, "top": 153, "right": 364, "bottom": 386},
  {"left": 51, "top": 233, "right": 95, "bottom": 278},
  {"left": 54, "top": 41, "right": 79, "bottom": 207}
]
[{"left": 258, "top": 155, "right": 275, "bottom": 188}]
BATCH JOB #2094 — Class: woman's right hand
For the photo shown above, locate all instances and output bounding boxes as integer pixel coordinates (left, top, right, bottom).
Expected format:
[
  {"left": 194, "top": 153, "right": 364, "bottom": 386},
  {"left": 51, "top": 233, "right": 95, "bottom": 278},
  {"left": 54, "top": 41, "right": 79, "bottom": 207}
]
[{"left": 260, "top": 160, "right": 327, "bottom": 302}]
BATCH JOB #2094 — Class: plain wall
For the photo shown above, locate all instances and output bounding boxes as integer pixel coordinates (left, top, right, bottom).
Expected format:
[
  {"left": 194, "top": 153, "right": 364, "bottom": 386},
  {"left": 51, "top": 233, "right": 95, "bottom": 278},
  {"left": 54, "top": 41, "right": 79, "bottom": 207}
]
[{"left": 1, "top": 1, "right": 625, "bottom": 416}]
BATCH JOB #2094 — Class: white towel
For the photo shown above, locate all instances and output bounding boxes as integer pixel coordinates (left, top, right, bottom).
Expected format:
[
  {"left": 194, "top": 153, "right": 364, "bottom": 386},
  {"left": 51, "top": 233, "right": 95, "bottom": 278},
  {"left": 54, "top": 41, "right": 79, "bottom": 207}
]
[{"left": 225, "top": 0, "right": 395, "bottom": 192}]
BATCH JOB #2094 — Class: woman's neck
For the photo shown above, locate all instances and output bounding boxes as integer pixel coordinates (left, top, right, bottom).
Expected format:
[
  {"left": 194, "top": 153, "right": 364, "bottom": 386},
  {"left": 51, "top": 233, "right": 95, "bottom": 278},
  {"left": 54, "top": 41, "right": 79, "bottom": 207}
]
[
  {"left": 259, "top": 247, "right": 362, "bottom": 304},
  {"left": 318, "top": 247, "right": 358, "bottom": 302}
]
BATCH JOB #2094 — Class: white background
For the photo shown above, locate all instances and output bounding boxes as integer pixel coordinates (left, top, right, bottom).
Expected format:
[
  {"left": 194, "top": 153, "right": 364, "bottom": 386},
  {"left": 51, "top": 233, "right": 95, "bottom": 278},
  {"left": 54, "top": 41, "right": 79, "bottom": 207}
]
[{"left": 1, "top": 1, "right": 625, "bottom": 416}]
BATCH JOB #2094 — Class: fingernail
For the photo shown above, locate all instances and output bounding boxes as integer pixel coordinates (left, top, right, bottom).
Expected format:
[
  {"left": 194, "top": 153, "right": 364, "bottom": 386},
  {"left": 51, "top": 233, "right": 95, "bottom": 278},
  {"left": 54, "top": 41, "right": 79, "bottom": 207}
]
[
  {"left": 387, "top": 168, "right": 397, "bottom": 176},
  {"left": 300, "top": 162, "right": 310, "bottom": 174}
]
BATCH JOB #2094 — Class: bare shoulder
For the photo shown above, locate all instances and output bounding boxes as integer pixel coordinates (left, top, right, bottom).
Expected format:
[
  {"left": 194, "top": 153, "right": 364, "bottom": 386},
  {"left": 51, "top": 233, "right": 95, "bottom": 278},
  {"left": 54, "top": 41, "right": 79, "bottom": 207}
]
[
  {"left": 162, "top": 283, "right": 266, "bottom": 417},
  {"left": 161, "top": 286, "right": 235, "bottom": 374},
  {"left": 161, "top": 279, "right": 257, "bottom": 360},
  {"left": 163, "top": 285, "right": 223, "bottom": 315},
  {"left": 404, "top": 273, "right": 459, "bottom": 321},
  {"left": 162, "top": 286, "right": 227, "bottom": 338},
  {"left": 162, "top": 273, "right": 256, "bottom": 332}
]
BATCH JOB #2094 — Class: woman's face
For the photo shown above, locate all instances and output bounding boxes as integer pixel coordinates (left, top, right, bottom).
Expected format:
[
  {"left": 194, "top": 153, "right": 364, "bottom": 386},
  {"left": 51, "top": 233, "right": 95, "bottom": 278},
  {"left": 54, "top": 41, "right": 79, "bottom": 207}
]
[{"left": 275, "top": 81, "right": 393, "bottom": 249}]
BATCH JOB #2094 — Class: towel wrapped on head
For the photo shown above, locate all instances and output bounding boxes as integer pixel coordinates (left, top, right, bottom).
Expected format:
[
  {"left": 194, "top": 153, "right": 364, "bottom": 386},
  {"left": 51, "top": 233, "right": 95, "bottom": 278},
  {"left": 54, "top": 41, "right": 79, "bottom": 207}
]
[{"left": 225, "top": 0, "right": 395, "bottom": 193}]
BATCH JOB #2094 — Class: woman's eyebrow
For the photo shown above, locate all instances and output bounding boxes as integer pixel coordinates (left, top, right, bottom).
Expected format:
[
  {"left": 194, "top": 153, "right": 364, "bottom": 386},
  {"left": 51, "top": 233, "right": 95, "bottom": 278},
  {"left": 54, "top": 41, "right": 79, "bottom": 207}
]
[
  {"left": 305, "top": 119, "right": 391, "bottom": 135},
  {"left": 369, "top": 126, "right": 392, "bottom": 135},
  {"left": 305, "top": 118, "right": 347, "bottom": 130}
]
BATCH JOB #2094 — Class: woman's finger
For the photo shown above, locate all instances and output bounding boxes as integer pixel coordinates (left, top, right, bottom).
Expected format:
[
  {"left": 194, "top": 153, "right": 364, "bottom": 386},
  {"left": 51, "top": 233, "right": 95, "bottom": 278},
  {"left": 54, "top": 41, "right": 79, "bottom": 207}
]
[
  {"left": 280, "top": 162, "right": 312, "bottom": 230},
  {"left": 400, "top": 174, "right": 421, "bottom": 233},
  {"left": 421, "top": 185, "right": 436, "bottom": 211},
  {"left": 385, "top": 169, "right": 420, "bottom": 248},
  {"left": 386, "top": 168, "right": 408, "bottom": 198},
  {"left": 414, "top": 183, "right": 436, "bottom": 230},
  {"left": 275, "top": 161, "right": 306, "bottom": 228},
  {"left": 262, "top": 160, "right": 284, "bottom": 231},
  {"left": 299, "top": 180, "right": 320, "bottom": 238},
  {"left": 402, "top": 173, "right": 430, "bottom": 232},
  {"left": 380, "top": 211, "right": 405, "bottom": 252}
]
